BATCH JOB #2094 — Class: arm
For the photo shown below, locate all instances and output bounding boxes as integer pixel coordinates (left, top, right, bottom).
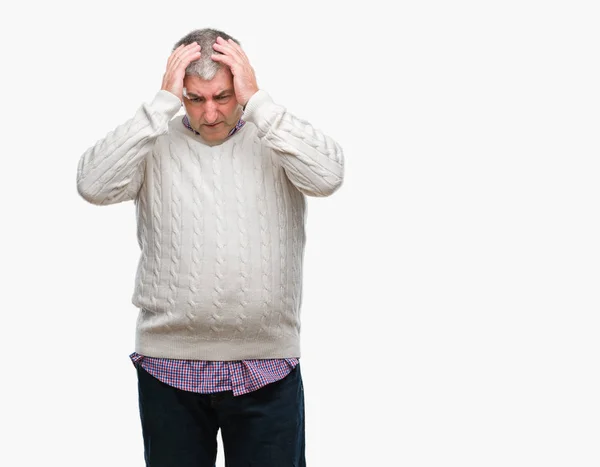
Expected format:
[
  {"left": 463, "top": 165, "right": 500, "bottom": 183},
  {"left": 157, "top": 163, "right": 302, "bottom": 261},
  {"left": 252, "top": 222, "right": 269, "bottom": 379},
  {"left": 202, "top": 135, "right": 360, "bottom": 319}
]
[
  {"left": 211, "top": 37, "right": 344, "bottom": 197},
  {"left": 76, "top": 91, "right": 181, "bottom": 205},
  {"left": 243, "top": 90, "right": 344, "bottom": 197},
  {"left": 77, "top": 41, "right": 202, "bottom": 205}
]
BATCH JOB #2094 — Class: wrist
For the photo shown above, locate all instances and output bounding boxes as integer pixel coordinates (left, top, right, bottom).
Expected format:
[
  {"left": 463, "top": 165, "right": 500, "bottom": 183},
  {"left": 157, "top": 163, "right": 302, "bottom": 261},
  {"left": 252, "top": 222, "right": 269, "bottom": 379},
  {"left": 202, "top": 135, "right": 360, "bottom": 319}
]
[{"left": 242, "top": 89, "right": 259, "bottom": 110}]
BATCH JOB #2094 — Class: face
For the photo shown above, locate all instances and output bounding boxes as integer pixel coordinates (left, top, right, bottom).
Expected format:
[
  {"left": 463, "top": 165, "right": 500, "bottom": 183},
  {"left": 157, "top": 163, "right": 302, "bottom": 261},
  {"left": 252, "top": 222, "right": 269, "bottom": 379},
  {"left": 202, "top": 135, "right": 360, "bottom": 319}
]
[{"left": 182, "top": 67, "right": 242, "bottom": 144}]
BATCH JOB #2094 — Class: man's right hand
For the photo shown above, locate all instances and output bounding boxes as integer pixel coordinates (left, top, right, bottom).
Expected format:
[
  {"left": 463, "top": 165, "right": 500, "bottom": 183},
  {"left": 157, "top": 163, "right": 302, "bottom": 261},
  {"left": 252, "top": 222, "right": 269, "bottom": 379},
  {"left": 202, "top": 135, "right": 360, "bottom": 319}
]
[{"left": 161, "top": 42, "right": 202, "bottom": 102}]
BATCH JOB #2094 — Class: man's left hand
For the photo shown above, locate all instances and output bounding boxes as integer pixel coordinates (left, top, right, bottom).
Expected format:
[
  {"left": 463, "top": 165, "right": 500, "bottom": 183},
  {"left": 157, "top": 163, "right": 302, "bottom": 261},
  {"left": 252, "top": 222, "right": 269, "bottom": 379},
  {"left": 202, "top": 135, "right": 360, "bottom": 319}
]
[{"left": 211, "top": 37, "right": 259, "bottom": 108}]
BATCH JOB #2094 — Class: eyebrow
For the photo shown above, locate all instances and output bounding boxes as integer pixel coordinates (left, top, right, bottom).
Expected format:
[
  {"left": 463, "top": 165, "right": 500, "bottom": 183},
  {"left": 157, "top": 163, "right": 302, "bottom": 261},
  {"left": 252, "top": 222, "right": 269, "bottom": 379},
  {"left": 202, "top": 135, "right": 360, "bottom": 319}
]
[{"left": 186, "top": 90, "right": 233, "bottom": 99}]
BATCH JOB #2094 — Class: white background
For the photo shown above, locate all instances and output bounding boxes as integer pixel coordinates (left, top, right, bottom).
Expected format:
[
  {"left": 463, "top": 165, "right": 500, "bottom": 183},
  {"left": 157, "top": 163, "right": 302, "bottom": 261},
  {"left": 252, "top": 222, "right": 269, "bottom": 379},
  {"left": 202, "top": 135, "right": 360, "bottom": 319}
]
[{"left": 1, "top": 0, "right": 599, "bottom": 466}]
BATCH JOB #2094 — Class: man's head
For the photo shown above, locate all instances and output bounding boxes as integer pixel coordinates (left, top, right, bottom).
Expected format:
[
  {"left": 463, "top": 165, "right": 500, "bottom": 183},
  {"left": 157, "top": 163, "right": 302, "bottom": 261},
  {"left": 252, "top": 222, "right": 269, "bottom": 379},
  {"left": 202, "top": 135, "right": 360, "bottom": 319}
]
[{"left": 174, "top": 28, "right": 243, "bottom": 144}]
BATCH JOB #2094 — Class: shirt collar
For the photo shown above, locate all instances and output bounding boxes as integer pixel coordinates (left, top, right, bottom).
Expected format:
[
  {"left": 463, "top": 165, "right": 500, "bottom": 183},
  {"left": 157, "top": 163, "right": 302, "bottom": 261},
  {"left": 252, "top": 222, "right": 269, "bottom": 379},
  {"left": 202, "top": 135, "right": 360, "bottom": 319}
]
[{"left": 182, "top": 114, "right": 246, "bottom": 138}]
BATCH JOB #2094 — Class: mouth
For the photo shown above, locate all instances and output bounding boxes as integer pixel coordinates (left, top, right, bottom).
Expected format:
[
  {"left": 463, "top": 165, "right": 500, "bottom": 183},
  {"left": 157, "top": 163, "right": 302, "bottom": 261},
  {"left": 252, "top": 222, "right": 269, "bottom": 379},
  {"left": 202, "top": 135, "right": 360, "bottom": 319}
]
[{"left": 204, "top": 122, "right": 223, "bottom": 128}]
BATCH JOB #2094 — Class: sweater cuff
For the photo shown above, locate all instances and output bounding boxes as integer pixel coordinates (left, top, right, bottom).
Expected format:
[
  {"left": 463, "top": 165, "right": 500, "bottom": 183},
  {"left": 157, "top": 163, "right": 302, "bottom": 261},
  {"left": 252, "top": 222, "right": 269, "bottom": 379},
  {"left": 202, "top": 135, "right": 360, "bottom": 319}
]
[
  {"left": 150, "top": 90, "right": 183, "bottom": 119},
  {"left": 242, "top": 90, "right": 285, "bottom": 136}
]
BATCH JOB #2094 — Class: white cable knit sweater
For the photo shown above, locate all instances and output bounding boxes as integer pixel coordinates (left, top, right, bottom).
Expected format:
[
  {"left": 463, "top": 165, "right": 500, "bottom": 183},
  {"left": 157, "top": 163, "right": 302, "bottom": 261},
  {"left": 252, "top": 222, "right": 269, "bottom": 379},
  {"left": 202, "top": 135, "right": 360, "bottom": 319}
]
[{"left": 77, "top": 89, "right": 344, "bottom": 360}]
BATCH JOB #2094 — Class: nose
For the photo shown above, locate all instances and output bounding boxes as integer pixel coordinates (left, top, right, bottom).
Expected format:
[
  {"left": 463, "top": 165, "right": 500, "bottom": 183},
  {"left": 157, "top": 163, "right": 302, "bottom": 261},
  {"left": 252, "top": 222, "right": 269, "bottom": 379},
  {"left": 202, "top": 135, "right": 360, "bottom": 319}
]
[{"left": 204, "top": 102, "right": 219, "bottom": 124}]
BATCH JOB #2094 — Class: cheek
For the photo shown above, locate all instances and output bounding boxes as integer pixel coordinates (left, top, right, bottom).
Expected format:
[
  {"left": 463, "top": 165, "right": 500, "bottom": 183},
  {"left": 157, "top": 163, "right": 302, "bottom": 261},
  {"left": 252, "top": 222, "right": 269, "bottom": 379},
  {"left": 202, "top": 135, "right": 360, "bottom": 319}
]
[
  {"left": 186, "top": 108, "right": 203, "bottom": 123},
  {"left": 222, "top": 102, "right": 240, "bottom": 120}
]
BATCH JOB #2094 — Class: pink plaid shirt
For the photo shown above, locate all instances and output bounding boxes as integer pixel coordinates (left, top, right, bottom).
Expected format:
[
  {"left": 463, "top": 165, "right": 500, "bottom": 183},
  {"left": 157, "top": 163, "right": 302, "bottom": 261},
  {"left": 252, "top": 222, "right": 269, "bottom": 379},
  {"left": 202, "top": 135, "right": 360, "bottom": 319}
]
[
  {"left": 130, "top": 353, "right": 299, "bottom": 396},
  {"left": 131, "top": 114, "right": 299, "bottom": 396}
]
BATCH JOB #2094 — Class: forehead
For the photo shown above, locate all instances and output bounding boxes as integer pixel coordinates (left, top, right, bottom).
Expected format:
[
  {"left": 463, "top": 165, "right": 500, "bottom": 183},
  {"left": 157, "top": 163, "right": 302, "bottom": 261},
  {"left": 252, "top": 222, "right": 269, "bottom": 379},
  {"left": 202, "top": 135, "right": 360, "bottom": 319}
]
[{"left": 183, "top": 67, "right": 234, "bottom": 96}]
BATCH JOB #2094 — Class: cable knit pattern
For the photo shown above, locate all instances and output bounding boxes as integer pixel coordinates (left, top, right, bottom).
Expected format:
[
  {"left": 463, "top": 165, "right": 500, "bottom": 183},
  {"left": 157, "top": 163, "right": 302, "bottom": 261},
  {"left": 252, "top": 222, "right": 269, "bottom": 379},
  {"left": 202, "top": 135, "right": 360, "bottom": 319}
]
[
  {"left": 254, "top": 136, "right": 273, "bottom": 341},
  {"left": 186, "top": 140, "right": 203, "bottom": 331},
  {"left": 211, "top": 147, "right": 226, "bottom": 336},
  {"left": 274, "top": 161, "right": 287, "bottom": 338},
  {"left": 151, "top": 147, "right": 166, "bottom": 328},
  {"left": 288, "top": 180, "right": 304, "bottom": 323},
  {"left": 76, "top": 89, "right": 344, "bottom": 360},
  {"left": 243, "top": 90, "right": 344, "bottom": 198},
  {"left": 134, "top": 172, "right": 148, "bottom": 299},
  {"left": 167, "top": 139, "right": 182, "bottom": 326},
  {"left": 232, "top": 143, "right": 250, "bottom": 338}
]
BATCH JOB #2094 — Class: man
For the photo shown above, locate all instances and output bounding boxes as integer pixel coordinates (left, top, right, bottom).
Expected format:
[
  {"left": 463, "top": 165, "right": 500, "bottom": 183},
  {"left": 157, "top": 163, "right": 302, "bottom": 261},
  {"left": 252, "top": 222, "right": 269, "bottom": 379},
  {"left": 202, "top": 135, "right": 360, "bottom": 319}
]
[{"left": 77, "top": 28, "right": 344, "bottom": 467}]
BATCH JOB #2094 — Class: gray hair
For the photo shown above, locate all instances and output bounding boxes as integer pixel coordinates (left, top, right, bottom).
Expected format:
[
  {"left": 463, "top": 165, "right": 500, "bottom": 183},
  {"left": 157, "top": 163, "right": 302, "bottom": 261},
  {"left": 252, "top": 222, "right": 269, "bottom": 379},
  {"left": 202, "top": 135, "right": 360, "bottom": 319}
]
[{"left": 173, "top": 28, "right": 240, "bottom": 81}]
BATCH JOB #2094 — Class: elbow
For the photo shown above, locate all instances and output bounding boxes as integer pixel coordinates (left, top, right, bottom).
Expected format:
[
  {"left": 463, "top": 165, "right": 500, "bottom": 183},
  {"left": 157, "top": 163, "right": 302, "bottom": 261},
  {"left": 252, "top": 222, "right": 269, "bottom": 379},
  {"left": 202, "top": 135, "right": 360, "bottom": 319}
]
[
  {"left": 77, "top": 159, "right": 105, "bottom": 205},
  {"left": 319, "top": 152, "right": 344, "bottom": 196},
  {"left": 77, "top": 178, "right": 105, "bottom": 205},
  {"left": 317, "top": 161, "right": 344, "bottom": 197},
  {"left": 300, "top": 174, "right": 344, "bottom": 198},
  {"left": 320, "top": 176, "right": 344, "bottom": 197}
]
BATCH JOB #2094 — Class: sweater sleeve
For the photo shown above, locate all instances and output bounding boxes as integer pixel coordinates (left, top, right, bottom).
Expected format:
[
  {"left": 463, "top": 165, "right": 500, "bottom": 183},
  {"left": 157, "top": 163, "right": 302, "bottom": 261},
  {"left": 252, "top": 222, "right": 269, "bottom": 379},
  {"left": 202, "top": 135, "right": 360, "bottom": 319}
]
[
  {"left": 76, "top": 90, "right": 182, "bottom": 205},
  {"left": 242, "top": 90, "right": 344, "bottom": 197}
]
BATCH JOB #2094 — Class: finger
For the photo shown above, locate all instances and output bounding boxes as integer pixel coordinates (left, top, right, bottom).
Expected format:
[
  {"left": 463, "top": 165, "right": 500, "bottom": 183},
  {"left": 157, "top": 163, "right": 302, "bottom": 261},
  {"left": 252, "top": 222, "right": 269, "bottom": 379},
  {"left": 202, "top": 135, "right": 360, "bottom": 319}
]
[
  {"left": 214, "top": 37, "right": 242, "bottom": 57},
  {"left": 179, "top": 45, "right": 202, "bottom": 61},
  {"left": 178, "top": 42, "right": 201, "bottom": 60},
  {"left": 181, "top": 48, "right": 202, "bottom": 66},
  {"left": 213, "top": 37, "right": 244, "bottom": 61},
  {"left": 170, "top": 43, "right": 200, "bottom": 63},
  {"left": 169, "top": 56, "right": 201, "bottom": 78},
  {"left": 225, "top": 38, "right": 245, "bottom": 55},
  {"left": 166, "top": 44, "right": 185, "bottom": 67},
  {"left": 184, "top": 42, "right": 201, "bottom": 51},
  {"left": 212, "top": 46, "right": 243, "bottom": 70},
  {"left": 170, "top": 46, "right": 201, "bottom": 71},
  {"left": 167, "top": 44, "right": 192, "bottom": 69},
  {"left": 224, "top": 38, "right": 250, "bottom": 63},
  {"left": 210, "top": 52, "right": 234, "bottom": 68}
]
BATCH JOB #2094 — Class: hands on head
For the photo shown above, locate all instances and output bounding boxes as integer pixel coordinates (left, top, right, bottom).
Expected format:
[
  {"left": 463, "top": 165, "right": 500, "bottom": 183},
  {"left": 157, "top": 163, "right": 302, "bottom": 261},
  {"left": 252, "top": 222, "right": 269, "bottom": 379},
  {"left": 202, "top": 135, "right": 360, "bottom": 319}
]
[
  {"left": 161, "top": 37, "right": 259, "bottom": 107},
  {"left": 210, "top": 37, "right": 259, "bottom": 108},
  {"left": 161, "top": 42, "right": 201, "bottom": 102}
]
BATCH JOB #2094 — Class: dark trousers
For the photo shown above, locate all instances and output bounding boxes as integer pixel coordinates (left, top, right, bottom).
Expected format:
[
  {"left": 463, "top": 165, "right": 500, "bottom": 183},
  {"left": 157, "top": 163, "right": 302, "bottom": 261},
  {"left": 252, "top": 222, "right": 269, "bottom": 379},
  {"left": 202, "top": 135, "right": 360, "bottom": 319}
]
[{"left": 136, "top": 363, "right": 306, "bottom": 467}]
